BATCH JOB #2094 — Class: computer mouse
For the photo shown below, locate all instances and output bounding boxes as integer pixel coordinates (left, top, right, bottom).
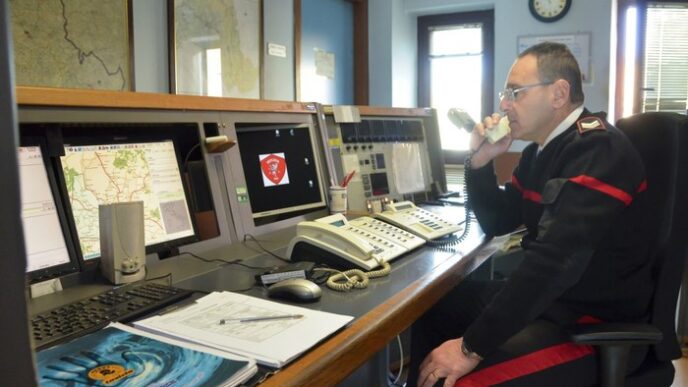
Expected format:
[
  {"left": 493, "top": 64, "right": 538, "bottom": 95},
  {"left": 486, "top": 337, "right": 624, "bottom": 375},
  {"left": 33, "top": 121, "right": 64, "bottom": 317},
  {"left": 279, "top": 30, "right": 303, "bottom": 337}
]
[{"left": 267, "top": 278, "right": 322, "bottom": 302}]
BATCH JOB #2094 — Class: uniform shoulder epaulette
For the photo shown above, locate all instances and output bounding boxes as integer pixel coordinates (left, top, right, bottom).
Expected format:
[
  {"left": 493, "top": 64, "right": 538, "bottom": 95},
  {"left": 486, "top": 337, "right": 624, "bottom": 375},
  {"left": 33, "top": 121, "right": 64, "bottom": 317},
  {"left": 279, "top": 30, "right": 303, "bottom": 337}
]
[{"left": 576, "top": 116, "right": 607, "bottom": 134}]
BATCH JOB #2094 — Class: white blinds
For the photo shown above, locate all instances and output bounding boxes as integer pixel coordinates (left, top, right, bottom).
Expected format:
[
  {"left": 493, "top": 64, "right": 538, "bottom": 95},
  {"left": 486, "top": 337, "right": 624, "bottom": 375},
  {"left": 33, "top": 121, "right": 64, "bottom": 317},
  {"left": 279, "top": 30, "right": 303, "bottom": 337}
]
[{"left": 642, "top": 3, "right": 688, "bottom": 113}]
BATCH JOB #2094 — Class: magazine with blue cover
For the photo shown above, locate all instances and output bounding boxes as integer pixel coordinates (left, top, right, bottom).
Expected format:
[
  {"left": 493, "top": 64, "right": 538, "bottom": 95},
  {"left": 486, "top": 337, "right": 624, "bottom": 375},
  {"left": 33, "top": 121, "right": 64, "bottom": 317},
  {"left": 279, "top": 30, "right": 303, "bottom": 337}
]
[{"left": 35, "top": 322, "right": 257, "bottom": 387}]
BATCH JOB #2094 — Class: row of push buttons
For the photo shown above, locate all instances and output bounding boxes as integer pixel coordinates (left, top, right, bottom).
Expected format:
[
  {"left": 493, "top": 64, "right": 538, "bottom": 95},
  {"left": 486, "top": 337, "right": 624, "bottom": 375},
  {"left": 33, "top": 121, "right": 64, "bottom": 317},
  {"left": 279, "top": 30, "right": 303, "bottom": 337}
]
[
  {"left": 413, "top": 211, "right": 453, "bottom": 230},
  {"left": 345, "top": 225, "right": 397, "bottom": 251},
  {"left": 363, "top": 219, "right": 414, "bottom": 244}
]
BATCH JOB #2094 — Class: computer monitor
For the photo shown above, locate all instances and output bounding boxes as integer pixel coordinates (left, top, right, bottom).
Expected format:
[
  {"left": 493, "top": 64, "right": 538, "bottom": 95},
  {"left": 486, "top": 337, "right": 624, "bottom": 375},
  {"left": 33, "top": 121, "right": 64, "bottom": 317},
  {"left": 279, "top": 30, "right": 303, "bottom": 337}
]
[
  {"left": 58, "top": 127, "right": 197, "bottom": 262},
  {"left": 235, "top": 123, "right": 327, "bottom": 222},
  {"left": 18, "top": 139, "right": 79, "bottom": 283}
]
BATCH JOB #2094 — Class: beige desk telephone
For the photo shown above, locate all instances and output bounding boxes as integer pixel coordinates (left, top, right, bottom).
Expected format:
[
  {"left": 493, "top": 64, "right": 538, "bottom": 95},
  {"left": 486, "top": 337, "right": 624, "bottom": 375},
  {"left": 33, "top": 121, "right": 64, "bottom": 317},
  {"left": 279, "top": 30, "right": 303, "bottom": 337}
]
[
  {"left": 286, "top": 213, "right": 425, "bottom": 270},
  {"left": 374, "top": 201, "right": 463, "bottom": 241}
]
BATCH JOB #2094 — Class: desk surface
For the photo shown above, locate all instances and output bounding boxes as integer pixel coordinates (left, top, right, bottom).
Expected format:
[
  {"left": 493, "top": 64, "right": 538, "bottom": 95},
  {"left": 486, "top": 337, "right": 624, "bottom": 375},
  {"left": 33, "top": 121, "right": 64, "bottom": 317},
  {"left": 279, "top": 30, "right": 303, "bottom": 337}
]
[
  {"left": 176, "top": 212, "right": 492, "bottom": 386},
  {"left": 267, "top": 236, "right": 495, "bottom": 386},
  {"left": 29, "top": 205, "right": 495, "bottom": 387}
]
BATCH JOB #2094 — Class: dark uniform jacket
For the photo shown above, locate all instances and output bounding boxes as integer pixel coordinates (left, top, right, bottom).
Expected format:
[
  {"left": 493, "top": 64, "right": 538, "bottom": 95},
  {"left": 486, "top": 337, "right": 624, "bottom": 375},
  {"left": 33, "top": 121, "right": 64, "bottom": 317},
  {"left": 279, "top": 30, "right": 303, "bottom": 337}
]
[{"left": 463, "top": 110, "right": 654, "bottom": 357}]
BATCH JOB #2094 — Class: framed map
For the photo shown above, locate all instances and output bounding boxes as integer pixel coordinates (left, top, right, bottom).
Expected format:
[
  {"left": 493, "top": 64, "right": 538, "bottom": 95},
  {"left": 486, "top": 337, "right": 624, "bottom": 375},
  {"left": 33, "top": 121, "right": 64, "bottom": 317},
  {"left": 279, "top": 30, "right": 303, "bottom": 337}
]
[
  {"left": 10, "top": 0, "right": 134, "bottom": 91},
  {"left": 169, "top": 0, "right": 261, "bottom": 99}
]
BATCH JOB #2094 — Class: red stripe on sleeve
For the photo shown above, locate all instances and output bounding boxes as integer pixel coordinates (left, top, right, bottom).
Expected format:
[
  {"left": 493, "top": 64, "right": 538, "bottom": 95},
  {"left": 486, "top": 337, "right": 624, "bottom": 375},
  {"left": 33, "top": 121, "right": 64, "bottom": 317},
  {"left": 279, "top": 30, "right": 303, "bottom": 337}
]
[
  {"left": 511, "top": 175, "right": 542, "bottom": 203},
  {"left": 523, "top": 190, "right": 542, "bottom": 203},
  {"left": 511, "top": 175, "right": 523, "bottom": 192},
  {"left": 455, "top": 343, "right": 595, "bottom": 387},
  {"left": 568, "top": 175, "right": 633, "bottom": 206}
]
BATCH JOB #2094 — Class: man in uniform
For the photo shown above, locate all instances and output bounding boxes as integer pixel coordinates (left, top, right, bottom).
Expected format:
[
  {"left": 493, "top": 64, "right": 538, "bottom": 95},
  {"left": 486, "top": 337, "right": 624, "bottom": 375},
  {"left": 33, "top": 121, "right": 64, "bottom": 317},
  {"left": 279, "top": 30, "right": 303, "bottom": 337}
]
[{"left": 409, "top": 42, "right": 654, "bottom": 386}]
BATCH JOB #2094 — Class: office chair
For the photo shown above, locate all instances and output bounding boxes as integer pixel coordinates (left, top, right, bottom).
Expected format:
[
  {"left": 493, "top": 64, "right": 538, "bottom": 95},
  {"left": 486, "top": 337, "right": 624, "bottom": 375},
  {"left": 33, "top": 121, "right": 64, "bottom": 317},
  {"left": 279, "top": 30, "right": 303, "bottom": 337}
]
[{"left": 568, "top": 112, "right": 688, "bottom": 387}]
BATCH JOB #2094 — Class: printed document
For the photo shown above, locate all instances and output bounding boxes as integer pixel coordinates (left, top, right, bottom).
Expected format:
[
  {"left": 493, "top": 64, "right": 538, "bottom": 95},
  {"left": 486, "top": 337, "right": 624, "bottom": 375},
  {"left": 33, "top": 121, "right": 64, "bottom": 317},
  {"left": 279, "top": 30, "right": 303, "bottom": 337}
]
[{"left": 134, "top": 291, "right": 353, "bottom": 367}]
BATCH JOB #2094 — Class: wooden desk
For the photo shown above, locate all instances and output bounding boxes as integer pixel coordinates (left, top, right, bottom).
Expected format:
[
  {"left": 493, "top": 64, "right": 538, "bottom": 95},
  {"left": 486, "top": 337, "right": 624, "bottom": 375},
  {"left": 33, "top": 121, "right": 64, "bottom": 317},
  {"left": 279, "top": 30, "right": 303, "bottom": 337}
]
[
  {"left": 175, "top": 211, "right": 495, "bottom": 387},
  {"left": 28, "top": 209, "right": 495, "bottom": 387},
  {"left": 263, "top": 235, "right": 495, "bottom": 386}
]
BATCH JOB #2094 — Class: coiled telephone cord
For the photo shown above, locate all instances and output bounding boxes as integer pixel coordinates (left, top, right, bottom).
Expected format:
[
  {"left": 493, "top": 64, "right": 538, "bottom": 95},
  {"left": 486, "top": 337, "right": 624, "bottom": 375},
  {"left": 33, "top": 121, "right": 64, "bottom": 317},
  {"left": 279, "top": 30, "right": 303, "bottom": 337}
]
[{"left": 318, "top": 260, "right": 391, "bottom": 292}]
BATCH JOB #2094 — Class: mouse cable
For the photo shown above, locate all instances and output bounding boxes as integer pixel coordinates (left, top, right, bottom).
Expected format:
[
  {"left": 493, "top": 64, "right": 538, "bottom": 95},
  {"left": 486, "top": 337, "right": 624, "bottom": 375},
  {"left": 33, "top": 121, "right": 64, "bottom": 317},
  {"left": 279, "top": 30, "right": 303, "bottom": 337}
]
[
  {"left": 180, "top": 252, "right": 282, "bottom": 293},
  {"left": 142, "top": 270, "right": 216, "bottom": 295},
  {"left": 144, "top": 269, "right": 173, "bottom": 286},
  {"left": 309, "top": 264, "right": 334, "bottom": 285},
  {"left": 228, "top": 284, "right": 259, "bottom": 293},
  {"left": 242, "top": 234, "right": 291, "bottom": 263},
  {"left": 179, "top": 251, "right": 276, "bottom": 270}
]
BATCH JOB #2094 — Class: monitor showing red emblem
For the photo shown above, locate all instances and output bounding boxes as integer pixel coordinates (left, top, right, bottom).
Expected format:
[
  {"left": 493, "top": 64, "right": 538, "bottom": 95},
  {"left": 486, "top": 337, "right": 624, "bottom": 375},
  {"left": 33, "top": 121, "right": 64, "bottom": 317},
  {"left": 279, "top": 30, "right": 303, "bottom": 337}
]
[
  {"left": 260, "top": 152, "right": 290, "bottom": 186},
  {"left": 235, "top": 123, "right": 327, "bottom": 222}
]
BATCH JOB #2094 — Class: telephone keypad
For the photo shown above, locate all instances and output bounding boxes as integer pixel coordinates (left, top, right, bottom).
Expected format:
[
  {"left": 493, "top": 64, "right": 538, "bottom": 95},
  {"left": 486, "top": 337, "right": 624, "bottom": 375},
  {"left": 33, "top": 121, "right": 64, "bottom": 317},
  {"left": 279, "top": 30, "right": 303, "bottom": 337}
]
[
  {"left": 348, "top": 217, "right": 425, "bottom": 252},
  {"left": 375, "top": 201, "right": 463, "bottom": 241}
]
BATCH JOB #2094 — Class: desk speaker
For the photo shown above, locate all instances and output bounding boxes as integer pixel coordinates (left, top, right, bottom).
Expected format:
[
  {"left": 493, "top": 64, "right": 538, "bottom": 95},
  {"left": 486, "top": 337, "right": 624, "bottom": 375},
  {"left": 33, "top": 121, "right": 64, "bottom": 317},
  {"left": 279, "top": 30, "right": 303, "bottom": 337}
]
[{"left": 99, "top": 201, "right": 146, "bottom": 284}]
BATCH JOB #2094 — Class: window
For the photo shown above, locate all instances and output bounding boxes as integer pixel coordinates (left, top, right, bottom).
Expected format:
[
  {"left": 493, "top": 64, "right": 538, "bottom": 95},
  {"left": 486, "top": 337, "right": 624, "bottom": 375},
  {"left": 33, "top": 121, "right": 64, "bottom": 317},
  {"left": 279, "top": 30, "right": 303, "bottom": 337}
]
[
  {"left": 618, "top": 0, "right": 688, "bottom": 117},
  {"left": 418, "top": 11, "right": 494, "bottom": 164},
  {"left": 642, "top": 3, "right": 688, "bottom": 113}
]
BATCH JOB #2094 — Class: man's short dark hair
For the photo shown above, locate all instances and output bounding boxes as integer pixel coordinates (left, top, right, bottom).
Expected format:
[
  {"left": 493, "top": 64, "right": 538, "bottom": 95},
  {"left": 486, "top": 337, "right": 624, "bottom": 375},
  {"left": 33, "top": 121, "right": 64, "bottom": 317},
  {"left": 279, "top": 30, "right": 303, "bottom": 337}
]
[{"left": 519, "top": 42, "right": 584, "bottom": 104}]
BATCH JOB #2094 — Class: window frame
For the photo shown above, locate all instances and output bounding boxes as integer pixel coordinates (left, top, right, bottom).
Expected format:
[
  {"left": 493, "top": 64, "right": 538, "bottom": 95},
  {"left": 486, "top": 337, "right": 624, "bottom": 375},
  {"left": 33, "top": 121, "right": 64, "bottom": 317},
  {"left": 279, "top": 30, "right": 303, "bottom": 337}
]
[
  {"left": 417, "top": 10, "right": 494, "bottom": 165},
  {"left": 616, "top": 0, "right": 688, "bottom": 120}
]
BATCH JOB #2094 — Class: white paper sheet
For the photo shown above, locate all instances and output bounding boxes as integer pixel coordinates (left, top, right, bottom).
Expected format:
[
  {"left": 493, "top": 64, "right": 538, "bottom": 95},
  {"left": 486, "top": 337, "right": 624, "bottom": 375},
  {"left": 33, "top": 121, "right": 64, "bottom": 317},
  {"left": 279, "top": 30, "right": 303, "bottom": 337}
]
[
  {"left": 134, "top": 291, "right": 353, "bottom": 368},
  {"left": 391, "top": 143, "right": 425, "bottom": 194}
]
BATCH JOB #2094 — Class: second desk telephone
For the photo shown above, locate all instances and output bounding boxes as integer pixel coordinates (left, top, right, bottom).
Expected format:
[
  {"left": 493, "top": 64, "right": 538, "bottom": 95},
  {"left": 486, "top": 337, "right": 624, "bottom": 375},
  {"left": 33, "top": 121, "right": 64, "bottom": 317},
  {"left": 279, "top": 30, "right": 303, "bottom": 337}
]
[
  {"left": 287, "top": 202, "right": 462, "bottom": 270},
  {"left": 287, "top": 213, "right": 425, "bottom": 270},
  {"left": 375, "top": 201, "right": 463, "bottom": 241}
]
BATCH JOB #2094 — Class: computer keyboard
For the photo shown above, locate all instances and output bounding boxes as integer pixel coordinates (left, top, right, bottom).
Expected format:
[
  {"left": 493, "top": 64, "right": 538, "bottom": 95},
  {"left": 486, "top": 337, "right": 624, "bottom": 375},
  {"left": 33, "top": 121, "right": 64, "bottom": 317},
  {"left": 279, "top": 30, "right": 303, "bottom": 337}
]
[{"left": 30, "top": 282, "right": 193, "bottom": 350}]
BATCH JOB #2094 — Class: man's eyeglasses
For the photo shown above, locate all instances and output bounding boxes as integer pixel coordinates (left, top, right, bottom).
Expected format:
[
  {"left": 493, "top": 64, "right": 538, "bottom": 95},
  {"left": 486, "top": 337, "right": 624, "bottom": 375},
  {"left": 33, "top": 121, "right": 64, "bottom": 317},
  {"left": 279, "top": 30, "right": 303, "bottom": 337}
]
[{"left": 498, "top": 82, "right": 553, "bottom": 102}]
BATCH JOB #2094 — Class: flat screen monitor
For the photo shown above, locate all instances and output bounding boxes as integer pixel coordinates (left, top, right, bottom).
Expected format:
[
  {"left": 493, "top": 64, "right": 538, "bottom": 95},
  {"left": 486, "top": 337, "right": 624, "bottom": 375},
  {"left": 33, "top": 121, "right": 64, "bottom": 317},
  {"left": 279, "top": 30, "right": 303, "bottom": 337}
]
[
  {"left": 59, "top": 138, "right": 196, "bottom": 261},
  {"left": 18, "top": 141, "right": 78, "bottom": 282},
  {"left": 235, "top": 123, "right": 326, "bottom": 220}
]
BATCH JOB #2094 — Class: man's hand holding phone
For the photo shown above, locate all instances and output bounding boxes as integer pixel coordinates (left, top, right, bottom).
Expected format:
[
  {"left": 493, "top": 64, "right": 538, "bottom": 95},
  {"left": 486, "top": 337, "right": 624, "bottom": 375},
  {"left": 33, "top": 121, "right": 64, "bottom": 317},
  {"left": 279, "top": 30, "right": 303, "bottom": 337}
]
[{"left": 469, "top": 113, "right": 513, "bottom": 169}]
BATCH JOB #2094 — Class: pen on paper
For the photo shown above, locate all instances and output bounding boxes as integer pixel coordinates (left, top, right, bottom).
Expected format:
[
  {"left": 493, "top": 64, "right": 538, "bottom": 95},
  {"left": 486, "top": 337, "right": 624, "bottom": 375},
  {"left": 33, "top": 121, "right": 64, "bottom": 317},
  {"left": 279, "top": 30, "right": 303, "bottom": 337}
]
[{"left": 219, "top": 314, "right": 304, "bottom": 324}]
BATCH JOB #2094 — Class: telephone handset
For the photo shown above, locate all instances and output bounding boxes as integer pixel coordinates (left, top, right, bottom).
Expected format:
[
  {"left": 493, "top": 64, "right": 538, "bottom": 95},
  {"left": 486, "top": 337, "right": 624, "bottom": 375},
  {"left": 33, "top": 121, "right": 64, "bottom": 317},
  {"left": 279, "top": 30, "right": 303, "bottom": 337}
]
[
  {"left": 447, "top": 108, "right": 511, "bottom": 144},
  {"left": 487, "top": 116, "right": 511, "bottom": 144},
  {"left": 374, "top": 201, "right": 463, "bottom": 241},
  {"left": 286, "top": 213, "right": 421, "bottom": 271}
]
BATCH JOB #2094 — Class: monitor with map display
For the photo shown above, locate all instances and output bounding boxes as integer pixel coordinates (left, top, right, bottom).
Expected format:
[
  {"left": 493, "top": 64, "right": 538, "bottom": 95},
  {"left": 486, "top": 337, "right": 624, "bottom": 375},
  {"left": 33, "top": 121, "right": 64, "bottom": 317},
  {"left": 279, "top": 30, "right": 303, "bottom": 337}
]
[
  {"left": 18, "top": 139, "right": 79, "bottom": 283},
  {"left": 58, "top": 129, "right": 197, "bottom": 262},
  {"left": 235, "top": 123, "right": 327, "bottom": 221}
]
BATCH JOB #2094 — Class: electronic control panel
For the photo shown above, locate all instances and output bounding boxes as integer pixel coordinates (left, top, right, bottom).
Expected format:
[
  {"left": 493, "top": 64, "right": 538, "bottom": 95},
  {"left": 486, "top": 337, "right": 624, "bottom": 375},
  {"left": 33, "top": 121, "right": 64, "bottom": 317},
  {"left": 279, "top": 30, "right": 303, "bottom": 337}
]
[{"left": 319, "top": 108, "right": 441, "bottom": 213}]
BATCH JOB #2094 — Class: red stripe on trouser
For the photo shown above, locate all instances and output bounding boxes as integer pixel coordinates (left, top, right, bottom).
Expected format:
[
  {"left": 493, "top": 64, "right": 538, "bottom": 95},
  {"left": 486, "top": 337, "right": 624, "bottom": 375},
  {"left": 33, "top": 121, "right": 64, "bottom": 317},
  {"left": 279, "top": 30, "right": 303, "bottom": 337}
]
[{"left": 454, "top": 342, "right": 595, "bottom": 387}]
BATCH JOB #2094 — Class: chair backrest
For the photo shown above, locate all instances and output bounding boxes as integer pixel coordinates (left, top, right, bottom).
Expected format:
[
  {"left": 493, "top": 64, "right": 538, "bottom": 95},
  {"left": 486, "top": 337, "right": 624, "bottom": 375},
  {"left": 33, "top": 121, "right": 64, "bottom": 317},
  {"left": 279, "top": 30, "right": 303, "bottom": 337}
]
[{"left": 616, "top": 112, "right": 688, "bottom": 362}]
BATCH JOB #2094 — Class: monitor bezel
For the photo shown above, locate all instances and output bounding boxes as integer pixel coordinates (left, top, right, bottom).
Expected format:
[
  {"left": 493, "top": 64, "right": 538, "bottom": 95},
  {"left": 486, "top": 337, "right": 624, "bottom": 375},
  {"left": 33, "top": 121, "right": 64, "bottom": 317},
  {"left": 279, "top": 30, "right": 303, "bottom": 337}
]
[
  {"left": 234, "top": 122, "right": 328, "bottom": 220},
  {"left": 55, "top": 123, "right": 199, "bottom": 267},
  {"left": 18, "top": 136, "right": 80, "bottom": 284}
]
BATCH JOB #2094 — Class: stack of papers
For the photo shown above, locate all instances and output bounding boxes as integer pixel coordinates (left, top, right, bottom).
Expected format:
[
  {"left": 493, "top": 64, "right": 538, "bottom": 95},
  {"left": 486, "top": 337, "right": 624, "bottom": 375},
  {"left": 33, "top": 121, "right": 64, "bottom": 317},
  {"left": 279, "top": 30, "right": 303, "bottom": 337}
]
[
  {"left": 36, "top": 322, "right": 257, "bottom": 387},
  {"left": 134, "top": 291, "right": 354, "bottom": 368}
]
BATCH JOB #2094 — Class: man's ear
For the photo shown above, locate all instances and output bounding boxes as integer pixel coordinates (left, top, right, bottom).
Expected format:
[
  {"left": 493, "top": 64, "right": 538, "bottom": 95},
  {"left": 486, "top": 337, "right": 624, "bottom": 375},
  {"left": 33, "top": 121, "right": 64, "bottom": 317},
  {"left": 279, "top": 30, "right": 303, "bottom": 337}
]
[{"left": 551, "top": 79, "right": 571, "bottom": 108}]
